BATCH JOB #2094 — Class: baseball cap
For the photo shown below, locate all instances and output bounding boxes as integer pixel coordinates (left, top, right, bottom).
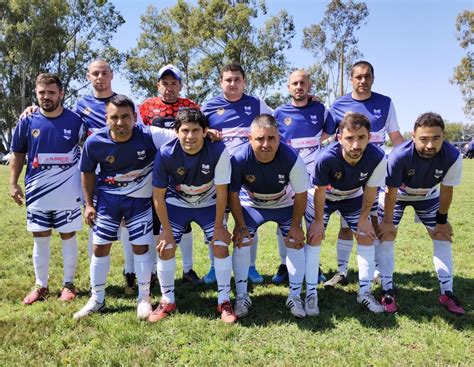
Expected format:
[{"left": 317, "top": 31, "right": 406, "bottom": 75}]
[{"left": 158, "top": 64, "right": 181, "bottom": 81}]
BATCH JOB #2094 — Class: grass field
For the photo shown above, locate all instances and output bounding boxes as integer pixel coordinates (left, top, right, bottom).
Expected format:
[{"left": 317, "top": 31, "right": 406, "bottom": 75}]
[{"left": 0, "top": 162, "right": 473, "bottom": 366}]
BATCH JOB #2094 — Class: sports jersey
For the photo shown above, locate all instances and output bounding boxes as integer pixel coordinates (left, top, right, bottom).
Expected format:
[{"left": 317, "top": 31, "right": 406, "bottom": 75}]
[
  {"left": 386, "top": 140, "right": 462, "bottom": 201},
  {"left": 139, "top": 97, "right": 199, "bottom": 128},
  {"left": 153, "top": 138, "right": 231, "bottom": 208},
  {"left": 331, "top": 92, "right": 399, "bottom": 147},
  {"left": 11, "top": 109, "right": 85, "bottom": 210},
  {"left": 80, "top": 124, "right": 174, "bottom": 198},
  {"left": 313, "top": 142, "right": 386, "bottom": 201},
  {"left": 274, "top": 101, "right": 336, "bottom": 178},
  {"left": 202, "top": 93, "right": 272, "bottom": 156},
  {"left": 230, "top": 142, "right": 310, "bottom": 208}
]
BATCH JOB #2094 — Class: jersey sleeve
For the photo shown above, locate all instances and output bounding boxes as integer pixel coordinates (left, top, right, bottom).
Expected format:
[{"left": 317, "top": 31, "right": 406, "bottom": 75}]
[
  {"left": 442, "top": 153, "right": 462, "bottom": 187},
  {"left": 214, "top": 147, "right": 231, "bottom": 185},
  {"left": 289, "top": 155, "right": 311, "bottom": 193},
  {"left": 385, "top": 100, "right": 400, "bottom": 133},
  {"left": 80, "top": 140, "right": 98, "bottom": 173},
  {"left": 366, "top": 157, "right": 387, "bottom": 187},
  {"left": 323, "top": 107, "right": 337, "bottom": 135},
  {"left": 11, "top": 119, "right": 28, "bottom": 153},
  {"left": 259, "top": 98, "right": 273, "bottom": 114},
  {"left": 386, "top": 151, "right": 404, "bottom": 188},
  {"left": 230, "top": 156, "right": 244, "bottom": 193},
  {"left": 152, "top": 150, "right": 169, "bottom": 189},
  {"left": 150, "top": 126, "right": 176, "bottom": 148},
  {"left": 312, "top": 154, "right": 331, "bottom": 187}
]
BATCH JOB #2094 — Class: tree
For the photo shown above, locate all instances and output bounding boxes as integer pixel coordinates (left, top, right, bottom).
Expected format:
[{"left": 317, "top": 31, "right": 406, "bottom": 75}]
[
  {"left": 302, "top": 0, "right": 368, "bottom": 104},
  {"left": 0, "top": 0, "right": 124, "bottom": 151},
  {"left": 125, "top": 0, "right": 295, "bottom": 104},
  {"left": 450, "top": 10, "right": 473, "bottom": 120}
]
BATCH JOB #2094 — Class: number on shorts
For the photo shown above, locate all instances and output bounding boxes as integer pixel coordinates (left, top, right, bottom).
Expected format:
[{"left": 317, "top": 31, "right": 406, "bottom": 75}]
[
  {"left": 142, "top": 221, "right": 148, "bottom": 235},
  {"left": 66, "top": 210, "right": 73, "bottom": 223}
]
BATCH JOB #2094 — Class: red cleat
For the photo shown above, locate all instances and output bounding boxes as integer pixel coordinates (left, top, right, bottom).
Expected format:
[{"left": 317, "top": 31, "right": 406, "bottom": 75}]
[
  {"left": 439, "top": 291, "right": 465, "bottom": 315},
  {"left": 23, "top": 286, "right": 48, "bottom": 305},
  {"left": 148, "top": 302, "right": 176, "bottom": 322},
  {"left": 58, "top": 283, "right": 77, "bottom": 302},
  {"left": 217, "top": 301, "right": 237, "bottom": 323}
]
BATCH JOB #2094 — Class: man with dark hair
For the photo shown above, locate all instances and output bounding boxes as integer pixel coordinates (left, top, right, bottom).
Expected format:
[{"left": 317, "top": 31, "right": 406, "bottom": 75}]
[
  {"left": 149, "top": 108, "right": 235, "bottom": 323},
  {"left": 10, "top": 73, "right": 85, "bottom": 305},
  {"left": 229, "top": 114, "right": 311, "bottom": 318},
  {"left": 306, "top": 112, "right": 386, "bottom": 313},
  {"left": 326, "top": 60, "right": 404, "bottom": 292},
  {"left": 73, "top": 95, "right": 175, "bottom": 320},
  {"left": 377, "top": 112, "right": 465, "bottom": 315}
]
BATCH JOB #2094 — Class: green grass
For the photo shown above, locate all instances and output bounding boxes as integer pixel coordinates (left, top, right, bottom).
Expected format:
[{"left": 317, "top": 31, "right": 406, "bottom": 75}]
[{"left": 1, "top": 162, "right": 473, "bottom": 366}]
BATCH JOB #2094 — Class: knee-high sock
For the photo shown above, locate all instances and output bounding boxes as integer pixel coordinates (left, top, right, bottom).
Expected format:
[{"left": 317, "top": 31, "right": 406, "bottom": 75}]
[
  {"left": 215, "top": 255, "right": 232, "bottom": 304},
  {"left": 90, "top": 254, "right": 111, "bottom": 303},
  {"left": 287, "top": 247, "right": 305, "bottom": 298},
  {"left": 87, "top": 228, "right": 94, "bottom": 259},
  {"left": 179, "top": 231, "right": 193, "bottom": 273},
  {"left": 337, "top": 239, "right": 353, "bottom": 275},
  {"left": 157, "top": 257, "right": 176, "bottom": 304},
  {"left": 120, "top": 226, "right": 135, "bottom": 274},
  {"left": 232, "top": 245, "right": 250, "bottom": 296},
  {"left": 433, "top": 240, "right": 453, "bottom": 294},
  {"left": 33, "top": 236, "right": 51, "bottom": 288},
  {"left": 305, "top": 245, "right": 320, "bottom": 298},
  {"left": 357, "top": 245, "right": 375, "bottom": 295},
  {"left": 151, "top": 235, "right": 159, "bottom": 274},
  {"left": 250, "top": 232, "right": 258, "bottom": 267},
  {"left": 277, "top": 227, "right": 287, "bottom": 265},
  {"left": 134, "top": 252, "right": 152, "bottom": 300},
  {"left": 377, "top": 240, "right": 395, "bottom": 291},
  {"left": 61, "top": 235, "right": 78, "bottom": 284}
]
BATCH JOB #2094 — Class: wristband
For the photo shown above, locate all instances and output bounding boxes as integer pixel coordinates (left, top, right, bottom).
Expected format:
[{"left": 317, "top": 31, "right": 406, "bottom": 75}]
[{"left": 436, "top": 211, "right": 448, "bottom": 225}]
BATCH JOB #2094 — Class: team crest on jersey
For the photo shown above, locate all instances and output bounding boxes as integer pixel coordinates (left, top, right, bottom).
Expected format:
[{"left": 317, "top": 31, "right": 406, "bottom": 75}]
[
  {"left": 310, "top": 115, "right": 318, "bottom": 125},
  {"left": 244, "top": 106, "right": 252, "bottom": 115},
  {"left": 334, "top": 171, "right": 342, "bottom": 180},
  {"left": 137, "top": 150, "right": 146, "bottom": 160},
  {"left": 373, "top": 109, "right": 382, "bottom": 119},
  {"left": 408, "top": 169, "right": 415, "bottom": 176},
  {"left": 359, "top": 172, "right": 368, "bottom": 181},
  {"left": 434, "top": 169, "right": 444, "bottom": 179},
  {"left": 246, "top": 174, "right": 256, "bottom": 183},
  {"left": 177, "top": 167, "right": 186, "bottom": 176},
  {"left": 32, "top": 129, "right": 40, "bottom": 138},
  {"left": 278, "top": 174, "right": 286, "bottom": 184},
  {"left": 284, "top": 117, "right": 292, "bottom": 126},
  {"left": 201, "top": 164, "right": 210, "bottom": 175},
  {"left": 63, "top": 129, "right": 72, "bottom": 140},
  {"left": 106, "top": 155, "right": 115, "bottom": 164},
  {"left": 217, "top": 108, "right": 225, "bottom": 116},
  {"left": 84, "top": 107, "right": 92, "bottom": 115}
]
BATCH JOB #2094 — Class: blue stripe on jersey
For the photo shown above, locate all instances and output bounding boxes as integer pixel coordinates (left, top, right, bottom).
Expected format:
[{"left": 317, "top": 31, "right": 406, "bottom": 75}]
[{"left": 75, "top": 94, "right": 116, "bottom": 135}]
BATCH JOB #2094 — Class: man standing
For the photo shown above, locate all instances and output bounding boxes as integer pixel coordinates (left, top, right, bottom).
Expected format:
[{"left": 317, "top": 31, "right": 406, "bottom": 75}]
[
  {"left": 202, "top": 63, "right": 273, "bottom": 284},
  {"left": 139, "top": 64, "right": 202, "bottom": 286},
  {"left": 378, "top": 112, "right": 465, "bottom": 315},
  {"left": 325, "top": 60, "right": 404, "bottom": 289},
  {"left": 272, "top": 69, "right": 335, "bottom": 284},
  {"left": 149, "top": 108, "right": 235, "bottom": 323},
  {"left": 229, "top": 114, "right": 312, "bottom": 318},
  {"left": 306, "top": 112, "right": 386, "bottom": 313},
  {"left": 10, "top": 73, "right": 84, "bottom": 305}
]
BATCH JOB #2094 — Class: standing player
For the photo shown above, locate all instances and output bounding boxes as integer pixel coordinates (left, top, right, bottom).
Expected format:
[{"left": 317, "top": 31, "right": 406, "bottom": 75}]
[
  {"left": 202, "top": 62, "right": 272, "bottom": 284},
  {"left": 378, "top": 112, "right": 465, "bottom": 314},
  {"left": 139, "top": 64, "right": 203, "bottom": 286},
  {"left": 229, "top": 114, "right": 312, "bottom": 318},
  {"left": 306, "top": 112, "right": 386, "bottom": 313},
  {"left": 73, "top": 95, "right": 174, "bottom": 320},
  {"left": 149, "top": 108, "right": 235, "bottom": 323},
  {"left": 325, "top": 60, "right": 404, "bottom": 289},
  {"left": 272, "top": 69, "right": 335, "bottom": 284},
  {"left": 10, "top": 73, "right": 84, "bottom": 305}
]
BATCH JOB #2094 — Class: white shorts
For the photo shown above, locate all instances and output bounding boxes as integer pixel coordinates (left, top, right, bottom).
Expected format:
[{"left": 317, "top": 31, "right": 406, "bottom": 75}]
[{"left": 27, "top": 207, "right": 83, "bottom": 233}]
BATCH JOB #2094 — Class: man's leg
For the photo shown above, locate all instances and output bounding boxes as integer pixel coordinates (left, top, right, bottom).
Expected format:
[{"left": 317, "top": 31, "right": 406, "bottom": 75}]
[{"left": 324, "top": 216, "right": 352, "bottom": 288}]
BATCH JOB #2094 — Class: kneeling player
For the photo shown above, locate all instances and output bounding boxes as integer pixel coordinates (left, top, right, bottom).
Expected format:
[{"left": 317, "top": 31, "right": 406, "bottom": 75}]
[{"left": 378, "top": 112, "right": 465, "bottom": 315}]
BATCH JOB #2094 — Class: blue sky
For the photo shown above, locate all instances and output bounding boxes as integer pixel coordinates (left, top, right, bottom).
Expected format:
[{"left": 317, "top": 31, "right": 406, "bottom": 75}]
[{"left": 109, "top": 0, "right": 471, "bottom": 134}]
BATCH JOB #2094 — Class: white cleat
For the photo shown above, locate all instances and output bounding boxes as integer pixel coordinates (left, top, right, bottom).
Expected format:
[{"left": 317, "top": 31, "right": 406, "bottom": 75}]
[
  {"left": 137, "top": 297, "right": 153, "bottom": 320},
  {"left": 234, "top": 294, "right": 252, "bottom": 318},
  {"left": 286, "top": 295, "right": 306, "bottom": 318},
  {"left": 304, "top": 294, "right": 320, "bottom": 316},
  {"left": 357, "top": 292, "right": 384, "bottom": 313},
  {"left": 73, "top": 297, "right": 105, "bottom": 320}
]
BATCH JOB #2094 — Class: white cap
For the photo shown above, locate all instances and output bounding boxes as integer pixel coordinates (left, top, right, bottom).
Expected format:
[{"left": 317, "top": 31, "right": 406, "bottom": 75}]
[{"left": 157, "top": 64, "right": 181, "bottom": 81}]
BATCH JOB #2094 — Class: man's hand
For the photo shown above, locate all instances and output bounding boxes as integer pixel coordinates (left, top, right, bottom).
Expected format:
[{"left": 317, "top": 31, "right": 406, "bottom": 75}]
[
  {"left": 9, "top": 183, "right": 24, "bottom": 206},
  {"left": 212, "top": 225, "right": 232, "bottom": 246},
  {"left": 19, "top": 105, "right": 38, "bottom": 120},
  {"left": 84, "top": 204, "right": 96, "bottom": 227},
  {"left": 356, "top": 217, "right": 375, "bottom": 245},
  {"left": 285, "top": 225, "right": 305, "bottom": 249},
  {"left": 432, "top": 223, "right": 453, "bottom": 242},
  {"left": 307, "top": 219, "right": 325, "bottom": 245},
  {"left": 156, "top": 229, "right": 176, "bottom": 257},
  {"left": 207, "top": 129, "right": 223, "bottom": 142},
  {"left": 232, "top": 225, "right": 251, "bottom": 248},
  {"left": 377, "top": 220, "right": 397, "bottom": 241}
]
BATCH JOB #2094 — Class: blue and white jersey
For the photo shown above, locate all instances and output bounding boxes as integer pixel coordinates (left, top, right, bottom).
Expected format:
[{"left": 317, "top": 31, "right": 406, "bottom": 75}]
[
  {"left": 386, "top": 140, "right": 462, "bottom": 201},
  {"left": 230, "top": 142, "right": 310, "bottom": 209},
  {"left": 202, "top": 93, "right": 272, "bottom": 156},
  {"left": 153, "top": 139, "right": 231, "bottom": 208},
  {"left": 80, "top": 125, "right": 174, "bottom": 198},
  {"left": 275, "top": 101, "right": 336, "bottom": 179},
  {"left": 331, "top": 92, "right": 399, "bottom": 148},
  {"left": 11, "top": 109, "right": 85, "bottom": 210},
  {"left": 313, "top": 142, "right": 386, "bottom": 201}
]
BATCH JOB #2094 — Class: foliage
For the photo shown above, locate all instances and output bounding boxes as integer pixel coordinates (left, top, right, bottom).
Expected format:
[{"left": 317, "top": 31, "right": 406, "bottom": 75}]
[
  {"left": 0, "top": 0, "right": 124, "bottom": 150},
  {"left": 302, "top": 0, "right": 368, "bottom": 105},
  {"left": 125, "top": 0, "right": 295, "bottom": 104},
  {"left": 450, "top": 10, "right": 473, "bottom": 120}
]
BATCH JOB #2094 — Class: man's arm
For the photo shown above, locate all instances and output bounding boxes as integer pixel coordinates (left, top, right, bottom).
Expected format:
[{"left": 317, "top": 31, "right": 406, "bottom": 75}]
[
  {"left": 152, "top": 187, "right": 176, "bottom": 254},
  {"left": 286, "top": 191, "right": 307, "bottom": 248},
  {"left": 356, "top": 186, "right": 378, "bottom": 243},
  {"left": 388, "top": 131, "right": 404, "bottom": 146},
  {"left": 213, "top": 184, "right": 231, "bottom": 245},
  {"left": 9, "top": 152, "right": 26, "bottom": 206},
  {"left": 432, "top": 184, "right": 454, "bottom": 241},
  {"left": 378, "top": 186, "right": 398, "bottom": 241},
  {"left": 228, "top": 191, "right": 250, "bottom": 247},
  {"left": 81, "top": 171, "right": 97, "bottom": 226},
  {"left": 307, "top": 186, "right": 327, "bottom": 245}
]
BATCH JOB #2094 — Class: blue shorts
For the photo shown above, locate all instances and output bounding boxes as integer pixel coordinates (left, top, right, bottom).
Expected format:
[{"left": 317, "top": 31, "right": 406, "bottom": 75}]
[
  {"left": 340, "top": 190, "right": 379, "bottom": 228},
  {"left": 241, "top": 205, "right": 294, "bottom": 238},
  {"left": 93, "top": 191, "right": 153, "bottom": 245},
  {"left": 166, "top": 203, "right": 216, "bottom": 243},
  {"left": 27, "top": 207, "right": 83, "bottom": 233}
]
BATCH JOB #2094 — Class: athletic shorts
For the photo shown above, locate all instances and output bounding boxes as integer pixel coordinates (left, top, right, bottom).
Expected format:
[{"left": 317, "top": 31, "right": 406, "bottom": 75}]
[
  {"left": 241, "top": 205, "right": 294, "bottom": 238},
  {"left": 27, "top": 207, "right": 82, "bottom": 233},
  {"left": 340, "top": 190, "right": 379, "bottom": 228}
]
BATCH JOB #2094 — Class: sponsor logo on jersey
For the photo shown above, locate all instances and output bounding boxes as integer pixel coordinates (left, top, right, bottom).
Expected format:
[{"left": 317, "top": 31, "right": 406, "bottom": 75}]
[
  {"left": 434, "top": 169, "right": 443, "bottom": 179},
  {"left": 278, "top": 174, "right": 286, "bottom": 184},
  {"left": 84, "top": 107, "right": 92, "bottom": 115},
  {"left": 32, "top": 129, "right": 40, "bottom": 138},
  {"left": 217, "top": 108, "right": 225, "bottom": 116},
  {"left": 177, "top": 167, "right": 186, "bottom": 176},
  {"left": 359, "top": 172, "right": 368, "bottom": 181},
  {"left": 408, "top": 169, "right": 415, "bottom": 176},
  {"left": 246, "top": 174, "right": 256, "bottom": 183},
  {"left": 63, "top": 129, "right": 72, "bottom": 140},
  {"left": 106, "top": 155, "right": 115, "bottom": 164},
  {"left": 284, "top": 117, "right": 292, "bottom": 126},
  {"left": 310, "top": 115, "right": 318, "bottom": 125},
  {"left": 244, "top": 106, "right": 252, "bottom": 115},
  {"left": 201, "top": 164, "right": 210, "bottom": 175},
  {"left": 373, "top": 109, "right": 382, "bottom": 119},
  {"left": 334, "top": 171, "right": 342, "bottom": 180},
  {"left": 137, "top": 150, "right": 146, "bottom": 160}
]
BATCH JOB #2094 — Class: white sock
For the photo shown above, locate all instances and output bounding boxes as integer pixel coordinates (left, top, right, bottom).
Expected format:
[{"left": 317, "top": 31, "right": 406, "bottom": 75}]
[
  {"left": 151, "top": 235, "right": 159, "bottom": 274},
  {"left": 61, "top": 235, "right": 78, "bottom": 284},
  {"left": 179, "top": 231, "right": 193, "bottom": 273},
  {"left": 337, "top": 239, "right": 353, "bottom": 275},
  {"left": 87, "top": 228, "right": 94, "bottom": 259},
  {"left": 232, "top": 245, "right": 250, "bottom": 296},
  {"left": 33, "top": 236, "right": 51, "bottom": 288},
  {"left": 208, "top": 243, "right": 215, "bottom": 268},
  {"left": 90, "top": 254, "right": 110, "bottom": 303},
  {"left": 277, "top": 227, "right": 287, "bottom": 265},
  {"left": 215, "top": 256, "right": 232, "bottom": 304},
  {"left": 433, "top": 240, "right": 453, "bottom": 294},
  {"left": 377, "top": 241, "right": 395, "bottom": 291},
  {"left": 134, "top": 252, "right": 152, "bottom": 300},
  {"left": 157, "top": 257, "right": 176, "bottom": 304},
  {"left": 305, "top": 245, "right": 320, "bottom": 298},
  {"left": 120, "top": 226, "right": 135, "bottom": 274},
  {"left": 250, "top": 232, "right": 258, "bottom": 267},
  {"left": 357, "top": 245, "right": 375, "bottom": 295},
  {"left": 287, "top": 247, "right": 305, "bottom": 298}
]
